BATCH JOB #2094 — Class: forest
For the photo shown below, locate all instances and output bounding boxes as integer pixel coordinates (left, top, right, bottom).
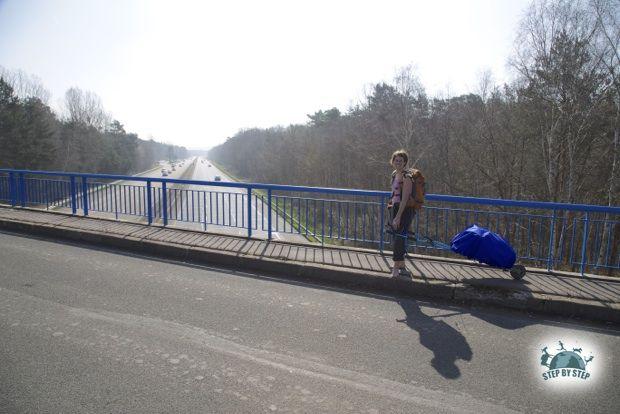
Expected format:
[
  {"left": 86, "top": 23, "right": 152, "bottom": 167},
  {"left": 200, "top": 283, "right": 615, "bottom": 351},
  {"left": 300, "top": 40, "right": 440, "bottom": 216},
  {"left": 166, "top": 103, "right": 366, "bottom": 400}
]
[
  {"left": 209, "top": 0, "right": 618, "bottom": 208},
  {"left": 0, "top": 70, "right": 187, "bottom": 175}
]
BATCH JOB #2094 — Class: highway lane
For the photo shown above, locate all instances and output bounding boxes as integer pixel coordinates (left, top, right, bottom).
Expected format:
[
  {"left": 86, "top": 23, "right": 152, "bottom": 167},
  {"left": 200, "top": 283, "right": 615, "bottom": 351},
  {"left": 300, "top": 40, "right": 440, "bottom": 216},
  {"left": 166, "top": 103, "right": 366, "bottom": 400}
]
[
  {"left": 44, "top": 159, "right": 194, "bottom": 222},
  {"left": 0, "top": 231, "right": 618, "bottom": 413},
  {"left": 171, "top": 157, "right": 309, "bottom": 243},
  {"left": 22, "top": 158, "right": 312, "bottom": 243}
]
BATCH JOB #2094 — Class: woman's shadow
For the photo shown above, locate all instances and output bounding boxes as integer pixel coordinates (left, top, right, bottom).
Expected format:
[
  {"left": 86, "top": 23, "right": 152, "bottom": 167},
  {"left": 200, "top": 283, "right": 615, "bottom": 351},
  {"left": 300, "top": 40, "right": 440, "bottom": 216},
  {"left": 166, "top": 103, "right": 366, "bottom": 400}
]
[{"left": 397, "top": 299, "right": 473, "bottom": 379}]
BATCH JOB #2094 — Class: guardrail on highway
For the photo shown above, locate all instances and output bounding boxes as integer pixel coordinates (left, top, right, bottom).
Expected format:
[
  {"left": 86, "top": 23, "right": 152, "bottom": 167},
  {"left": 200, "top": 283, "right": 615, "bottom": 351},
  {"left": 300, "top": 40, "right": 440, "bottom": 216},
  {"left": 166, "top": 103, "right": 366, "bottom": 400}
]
[{"left": 0, "top": 169, "right": 618, "bottom": 276}]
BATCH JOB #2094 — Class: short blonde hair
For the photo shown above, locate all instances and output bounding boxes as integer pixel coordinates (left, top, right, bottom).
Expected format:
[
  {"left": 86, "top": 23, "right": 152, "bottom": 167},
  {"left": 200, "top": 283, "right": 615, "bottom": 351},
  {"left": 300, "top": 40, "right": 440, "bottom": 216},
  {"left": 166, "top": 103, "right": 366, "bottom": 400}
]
[{"left": 390, "top": 149, "right": 409, "bottom": 165}]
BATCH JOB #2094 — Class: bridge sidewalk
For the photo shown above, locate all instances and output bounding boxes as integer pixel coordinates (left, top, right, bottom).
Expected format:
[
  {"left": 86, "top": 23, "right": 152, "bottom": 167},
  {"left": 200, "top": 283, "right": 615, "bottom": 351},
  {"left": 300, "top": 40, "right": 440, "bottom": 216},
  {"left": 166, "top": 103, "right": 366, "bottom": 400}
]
[{"left": 0, "top": 206, "right": 618, "bottom": 324}]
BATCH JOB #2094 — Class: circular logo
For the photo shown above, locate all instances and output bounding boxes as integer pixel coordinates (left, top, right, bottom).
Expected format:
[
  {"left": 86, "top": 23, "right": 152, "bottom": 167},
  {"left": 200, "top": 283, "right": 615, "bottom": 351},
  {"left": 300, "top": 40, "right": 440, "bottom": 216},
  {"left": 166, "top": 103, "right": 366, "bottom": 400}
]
[
  {"left": 548, "top": 351, "right": 586, "bottom": 370},
  {"left": 539, "top": 340, "right": 594, "bottom": 383}
]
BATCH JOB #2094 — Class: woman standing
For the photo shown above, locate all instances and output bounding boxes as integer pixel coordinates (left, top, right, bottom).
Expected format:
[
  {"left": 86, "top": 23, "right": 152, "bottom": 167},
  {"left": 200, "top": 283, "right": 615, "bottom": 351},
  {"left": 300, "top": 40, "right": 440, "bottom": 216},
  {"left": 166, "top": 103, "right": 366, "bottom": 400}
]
[{"left": 389, "top": 150, "right": 415, "bottom": 277}]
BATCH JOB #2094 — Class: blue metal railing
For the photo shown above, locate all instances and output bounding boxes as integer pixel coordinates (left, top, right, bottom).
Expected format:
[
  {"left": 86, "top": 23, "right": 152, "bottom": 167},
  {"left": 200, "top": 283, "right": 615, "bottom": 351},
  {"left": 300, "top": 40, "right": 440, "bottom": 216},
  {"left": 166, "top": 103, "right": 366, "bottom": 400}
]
[{"left": 0, "top": 168, "right": 618, "bottom": 276}]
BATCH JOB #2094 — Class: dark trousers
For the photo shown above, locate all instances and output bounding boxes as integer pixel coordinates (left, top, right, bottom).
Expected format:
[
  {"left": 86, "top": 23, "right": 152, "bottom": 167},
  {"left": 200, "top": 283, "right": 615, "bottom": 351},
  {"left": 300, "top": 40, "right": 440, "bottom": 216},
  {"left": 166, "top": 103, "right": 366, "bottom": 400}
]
[{"left": 390, "top": 204, "right": 414, "bottom": 261}]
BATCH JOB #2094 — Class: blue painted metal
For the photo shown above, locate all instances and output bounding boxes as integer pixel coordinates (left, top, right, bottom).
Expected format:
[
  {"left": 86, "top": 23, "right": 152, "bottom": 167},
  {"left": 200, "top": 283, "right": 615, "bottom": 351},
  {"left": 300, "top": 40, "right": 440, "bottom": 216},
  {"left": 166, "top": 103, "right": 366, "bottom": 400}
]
[
  {"left": 2, "top": 168, "right": 619, "bottom": 275},
  {"left": 247, "top": 188, "right": 252, "bottom": 237},
  {"left": 162, "top": 181, "right": 168, "bottom": 226},
  {"left": 147, "top": 180, "right": 153, "bottom": 224},
  {"left": 18, "top": 173, "right": 25, "bottom": 207},
  {"left": 70, "top": 176, "right": 77, "bottom": 214},
  {"left": 81, "top": 177, "right": 88, "bottom": 216},
  {"left": 322, "top": 200, "right": 325, "bottom": 245},
  {"left": 379, "top": 197, "right": 385, "bottom": 253},
  {"left": 547, "top": 209, "right": 557, "bottom": 271},
  {"left": 267, "top": 189, "right": 272, "bottom": 240},
  {"left": 569, "top": 217, "right": 577, "bottom": 266},
  {"left": 9, "top": 172, "right": 17, "bottom": 207},
  {"left": 604, "top": 221, "right": 613, "bottom": 267},
  {"left": 580, "top": 213, "right": 590, "bottom": 275}
]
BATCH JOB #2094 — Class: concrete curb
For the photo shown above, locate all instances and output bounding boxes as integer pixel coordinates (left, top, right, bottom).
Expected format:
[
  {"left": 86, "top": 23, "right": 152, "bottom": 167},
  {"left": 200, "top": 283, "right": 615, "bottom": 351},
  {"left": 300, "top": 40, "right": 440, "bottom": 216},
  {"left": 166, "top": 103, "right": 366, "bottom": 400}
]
[{"left": 0, "top": 217, "right": 618, "bottom": 325}]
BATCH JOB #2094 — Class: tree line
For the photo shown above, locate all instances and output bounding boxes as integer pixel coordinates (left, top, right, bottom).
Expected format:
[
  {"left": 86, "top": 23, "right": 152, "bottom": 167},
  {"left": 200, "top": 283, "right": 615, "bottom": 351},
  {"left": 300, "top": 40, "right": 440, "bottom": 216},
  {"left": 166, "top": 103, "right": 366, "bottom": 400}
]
[
  {"left": 0, "top": 70, "right": 187, "bottom": 175},
  {"left": 209, "top": 0, "right": 618, "bottom": 208}
]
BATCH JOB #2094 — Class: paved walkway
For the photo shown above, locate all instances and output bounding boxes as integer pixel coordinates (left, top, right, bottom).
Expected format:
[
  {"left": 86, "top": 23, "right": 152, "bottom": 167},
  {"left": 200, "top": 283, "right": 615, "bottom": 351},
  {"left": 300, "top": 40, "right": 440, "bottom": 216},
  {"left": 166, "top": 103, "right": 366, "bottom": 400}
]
[{"left": 0, "top": 206, "right": 618, "bottom": 323}]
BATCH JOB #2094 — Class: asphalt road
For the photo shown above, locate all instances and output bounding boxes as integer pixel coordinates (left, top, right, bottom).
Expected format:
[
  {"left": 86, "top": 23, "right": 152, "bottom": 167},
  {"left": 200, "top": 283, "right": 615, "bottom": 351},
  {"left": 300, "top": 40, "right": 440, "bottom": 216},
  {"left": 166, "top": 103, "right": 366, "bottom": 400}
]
[
  {"left": 0, "top": 231, "right": 618, "bottom": 413},
  {"left": 172, "top": 158, "right": 309, "bottom": 244},
  {"left": 41, "top": 157, "right": 310, "bottom": 244},
  {"left": 48, "top": 159, "right": 193, "bottom": 220}
]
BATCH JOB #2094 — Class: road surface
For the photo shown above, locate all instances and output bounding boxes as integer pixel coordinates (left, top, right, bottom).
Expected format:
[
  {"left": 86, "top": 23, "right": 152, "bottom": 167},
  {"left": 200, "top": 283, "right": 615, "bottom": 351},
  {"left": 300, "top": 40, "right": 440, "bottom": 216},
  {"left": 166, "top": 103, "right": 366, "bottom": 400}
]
[{"left": 0, "top": 231, "right": 618, "bottom": 413}]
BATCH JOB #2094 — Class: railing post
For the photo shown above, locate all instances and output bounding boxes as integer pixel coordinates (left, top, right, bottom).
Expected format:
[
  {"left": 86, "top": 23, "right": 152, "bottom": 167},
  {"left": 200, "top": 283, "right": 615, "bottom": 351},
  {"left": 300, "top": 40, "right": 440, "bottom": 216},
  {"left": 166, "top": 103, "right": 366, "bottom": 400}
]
[
  {"left": 9, "top": 172, "right": 16, "bottom": 207},
  {"left": 267, "top": 188, "right": 272, "bottom": 240},
  {"left": 81, "top": 177, "right": 89, "bottom": 216},
  {"left": 247, "top": 187, "right": 252, "bottom": 238},
  {"left": 146, "top": 180, "right": 153, "bottom": 225},
  {"left": 547, "top": 209, "right": 556, "bottom": 271},
  {"left": 70, "top": 176, "right": 77, "bottom": 215},
  {"left": 18, "top": 172, "right": 26, "bottom": 207},
  {"left": 162, "top": 181, "right": 168, "bottom": 226},
  {"left": 379, "top": 196, "right": 385, "bottom": 253},
  {"left": 579, "top": 212, "right": 590, "bottom": 276}
]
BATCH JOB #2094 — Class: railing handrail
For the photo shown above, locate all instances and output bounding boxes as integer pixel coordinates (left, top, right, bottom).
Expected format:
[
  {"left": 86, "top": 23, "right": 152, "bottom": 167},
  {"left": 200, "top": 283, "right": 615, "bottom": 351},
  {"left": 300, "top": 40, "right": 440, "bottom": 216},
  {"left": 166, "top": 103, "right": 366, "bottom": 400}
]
[{"left": 1, "top": 168, "right": 619, "bottom": 214}]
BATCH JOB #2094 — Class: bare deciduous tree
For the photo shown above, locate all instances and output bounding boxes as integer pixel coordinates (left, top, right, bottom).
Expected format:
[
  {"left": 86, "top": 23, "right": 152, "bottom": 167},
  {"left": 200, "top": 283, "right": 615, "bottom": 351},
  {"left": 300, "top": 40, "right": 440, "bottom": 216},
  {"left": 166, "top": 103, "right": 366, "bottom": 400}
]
[
  {"left": 62, "top": 87, "right": 110, "bottom": 131},
  {"left": 0, "top": 66, "right": 51, "bottom": 103}
]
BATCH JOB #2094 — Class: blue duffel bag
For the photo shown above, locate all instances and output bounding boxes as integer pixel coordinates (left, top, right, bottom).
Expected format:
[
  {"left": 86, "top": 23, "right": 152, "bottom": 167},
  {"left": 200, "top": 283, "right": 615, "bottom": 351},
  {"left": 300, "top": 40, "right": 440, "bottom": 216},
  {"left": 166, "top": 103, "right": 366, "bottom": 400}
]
[{"left": 450, "top": 224, "right": 517, "bottom": 270}]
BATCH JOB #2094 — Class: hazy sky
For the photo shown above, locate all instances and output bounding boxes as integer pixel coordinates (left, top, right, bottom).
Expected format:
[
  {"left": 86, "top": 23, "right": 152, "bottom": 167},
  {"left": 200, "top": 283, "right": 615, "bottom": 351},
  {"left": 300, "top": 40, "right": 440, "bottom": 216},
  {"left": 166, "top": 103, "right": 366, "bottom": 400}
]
[{"left": 0, "top": 0, "right": 531, "bottom": 149}]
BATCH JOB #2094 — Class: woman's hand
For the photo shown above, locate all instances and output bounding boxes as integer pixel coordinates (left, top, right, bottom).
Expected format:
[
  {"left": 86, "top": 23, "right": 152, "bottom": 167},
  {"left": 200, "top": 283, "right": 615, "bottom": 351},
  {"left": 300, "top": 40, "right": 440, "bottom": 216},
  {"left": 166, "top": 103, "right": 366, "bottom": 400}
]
[{"left": 392, "top": 215, "right": 401, "bottom": 230}]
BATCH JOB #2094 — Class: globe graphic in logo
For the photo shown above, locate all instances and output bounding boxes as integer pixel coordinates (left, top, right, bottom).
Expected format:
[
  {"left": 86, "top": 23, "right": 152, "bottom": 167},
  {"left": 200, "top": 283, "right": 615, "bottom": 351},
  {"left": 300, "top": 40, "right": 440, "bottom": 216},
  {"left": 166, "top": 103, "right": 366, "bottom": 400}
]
[{"left": 549, "top": 351, "right": 586, "bottom": 370}]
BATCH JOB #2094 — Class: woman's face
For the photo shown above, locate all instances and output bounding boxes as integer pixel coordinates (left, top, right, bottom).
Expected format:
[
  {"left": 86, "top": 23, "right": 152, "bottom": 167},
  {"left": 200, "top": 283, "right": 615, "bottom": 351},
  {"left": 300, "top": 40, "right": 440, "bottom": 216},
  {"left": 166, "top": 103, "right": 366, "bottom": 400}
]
[{"left": 392, "top": 155, "right": 406, "bottom": 170}]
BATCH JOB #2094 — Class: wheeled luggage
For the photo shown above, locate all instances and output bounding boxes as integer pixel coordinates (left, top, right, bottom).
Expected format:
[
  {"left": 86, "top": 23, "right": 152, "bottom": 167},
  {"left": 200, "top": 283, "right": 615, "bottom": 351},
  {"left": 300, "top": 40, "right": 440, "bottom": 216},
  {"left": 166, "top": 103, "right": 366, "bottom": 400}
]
[{"left": 450, "top": 224, "right": 526, "bottom": 280}]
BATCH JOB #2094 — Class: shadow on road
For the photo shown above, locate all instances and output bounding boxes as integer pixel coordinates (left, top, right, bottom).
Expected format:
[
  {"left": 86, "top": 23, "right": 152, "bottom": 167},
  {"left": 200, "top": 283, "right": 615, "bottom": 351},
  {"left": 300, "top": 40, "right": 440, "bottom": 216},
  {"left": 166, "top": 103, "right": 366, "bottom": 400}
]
[
  {"left": 460, "top": 277, "right": 536, "bottom": 330},
  {"left": 396, "top": 299, "right": 472, "bottom": 379},
  {"left": 395, "top": 278, "right": 538, "bottom": 379}
]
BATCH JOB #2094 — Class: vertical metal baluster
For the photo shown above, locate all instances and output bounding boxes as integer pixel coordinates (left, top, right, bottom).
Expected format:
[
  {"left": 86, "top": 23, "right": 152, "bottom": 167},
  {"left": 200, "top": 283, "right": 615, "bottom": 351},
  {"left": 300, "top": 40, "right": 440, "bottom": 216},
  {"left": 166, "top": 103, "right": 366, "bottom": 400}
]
[
  {"left": 113, "top": 185, "right": 118, "bottom": 220},
  {"left": 329, "top": 200, "right": 333, "bottom": 240},
  {"left": 345, "top": 202, "right": 349, "bottom": 240},
  {"left": 580, "top": 212, "right": 590, "bottom": 276},
  {"left": 147, "top": 181, "right": 153, "bottom": 224},
  {"left": 603, "top": 217, "right": 613, "bottom": 268},
  {"left": 9, "top": 172, "right": 16, "bottom": 207},
  {"left": 192, "top": 190, "right": 196, "bottom": 223},
  {"left": 267, "top": 189, "right": 272, "bottom": 240},
  {"left": 81, "top": 177, "right": 88, "bottom": 216},
  {"left": 547, "top": 209, "right": 557, "bottom": 271},
  {"left": 215, "top": 192, "right": 219, "bottom": 225},
  {"left": 313, "top": 199, "right": 317, "bottom": 239},
  {"left": 526, "top": 217, "right": 532, "bottom": 258},
  {"left": 321, "top": 199, "right": 325, "bottom": 245},
  {"left": 209, "top": 192, "right": 213, "bottom": 224},
  {"left": 537, "top": 218, "right": 544, "bottom": 265},
  {"left": 379, "top": 197, "right": 385, "bottom": 253},
  {"left": 353, "top": 202, "right": 357, "bottom": 242},
  {"left": 162, "top": 182, "right": 168, "bottom": 226},
  {"left": 19, "top": 173, "right": 26, "bottom": 207},
  {"left": 247, "top": 187, "right": 252, "bottom": 237}
]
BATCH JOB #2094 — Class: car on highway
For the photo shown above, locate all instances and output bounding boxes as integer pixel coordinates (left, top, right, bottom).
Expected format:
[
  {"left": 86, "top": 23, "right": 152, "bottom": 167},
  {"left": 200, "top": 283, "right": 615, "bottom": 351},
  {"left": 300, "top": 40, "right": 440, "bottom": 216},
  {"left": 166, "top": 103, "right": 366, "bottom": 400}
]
[
  {"left": 162, "top": 171, "right": 168, "bottom": 177},
  {"left": 214, "top": 176, "right": 221, "bottom": 181}
]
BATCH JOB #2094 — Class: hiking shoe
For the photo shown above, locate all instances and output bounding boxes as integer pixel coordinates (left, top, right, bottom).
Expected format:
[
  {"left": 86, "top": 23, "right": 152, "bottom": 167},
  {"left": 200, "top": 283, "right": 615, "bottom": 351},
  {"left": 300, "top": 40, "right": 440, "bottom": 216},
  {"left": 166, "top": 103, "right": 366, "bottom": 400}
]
[{"left": 398, "top": 268, "right": 411, "bottom": 278}]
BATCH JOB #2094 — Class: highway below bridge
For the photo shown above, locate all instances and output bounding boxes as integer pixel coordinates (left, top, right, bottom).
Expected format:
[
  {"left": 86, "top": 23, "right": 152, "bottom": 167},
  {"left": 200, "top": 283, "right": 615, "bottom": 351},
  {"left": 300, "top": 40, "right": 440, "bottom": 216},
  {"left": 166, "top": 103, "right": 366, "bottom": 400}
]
[
  {"left": 66, "top": 157, "right": 308, "bottom": 244},
  {"left": 0, "top": 230, "right": 618, "bottom": 413}
]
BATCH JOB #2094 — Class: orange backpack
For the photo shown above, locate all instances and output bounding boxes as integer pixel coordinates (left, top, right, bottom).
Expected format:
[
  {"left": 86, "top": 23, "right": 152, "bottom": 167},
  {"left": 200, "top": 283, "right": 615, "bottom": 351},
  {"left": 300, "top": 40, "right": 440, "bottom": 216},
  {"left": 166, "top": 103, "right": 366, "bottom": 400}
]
[{"left": 391, "top": 168, "right": 425, "bottom": 210}]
